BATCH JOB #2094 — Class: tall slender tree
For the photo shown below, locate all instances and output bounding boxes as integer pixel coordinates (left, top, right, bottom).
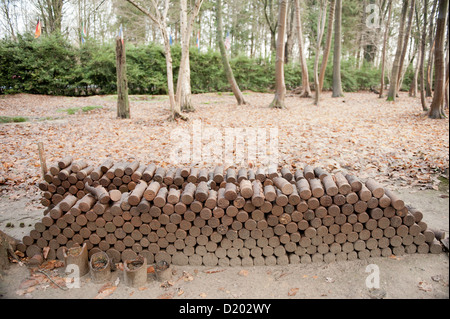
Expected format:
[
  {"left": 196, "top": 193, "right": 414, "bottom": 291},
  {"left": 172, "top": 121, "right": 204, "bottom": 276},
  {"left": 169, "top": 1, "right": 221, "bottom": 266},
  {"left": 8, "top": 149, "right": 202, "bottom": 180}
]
[
  {"left": 261, "top": 0, "right": 279, "bottom": 52},
  {"left": 176, "top": 0, "right": 204, "bottom": 114},
  {"left": 318, "top": 0, "right": 335, "bottom": 92},
  {"left": 425, "top": 0, "right": 438, "bottom": 97},
  {"left": 126, "top": 0, "right": 203, "bottom": 121},
  {"left": 313, "top": 0, "right": 328, "bottom": 106},
  {"left": 0, "top": 0, "right": 17, "bottom": 40},
  {"left": 379, "top": 0, "right": 393, "bottom": 98},
  {"left": 428, "top": 0, "right": 448, "bottom": 119},
  {"left": 116, "top": 36, "right": 130, "bottom": 119},
  {"left": 294, "top": 0, "right": 311, "bottom": 97},
  {"left": 34, "top": 0, "right": 65, "bottom": 35},
  {"left": 179, "top": 0, "right": 194, "bottom": 112},
  {"left": 216, "top": 0, "right": 246, "bottom": 105},
  {"left": 397, "top": 0, "right": 416, "bottom": 91},
  {"left": 387, "top": 0, "right": 409, "bottom": 101},
  {"left": 269, "top": 0, "right": 288, "bottom": 109},
  {"left": 419, "top": 0, "right": 429, "bottom": 110},
  {"left": 332, "top": 0, "right": 343, "bottom": 97},
  {"left": 125, "top": 0, "right": 181, "bottom": 120}
]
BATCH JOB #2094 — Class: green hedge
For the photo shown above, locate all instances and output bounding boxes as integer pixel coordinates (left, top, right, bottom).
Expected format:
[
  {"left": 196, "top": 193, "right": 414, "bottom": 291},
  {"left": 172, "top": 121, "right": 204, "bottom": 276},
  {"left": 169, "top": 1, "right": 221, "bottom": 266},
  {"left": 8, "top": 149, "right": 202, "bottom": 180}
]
[{"left": 0, "top": 34, "right": 391, "bottom": 96}]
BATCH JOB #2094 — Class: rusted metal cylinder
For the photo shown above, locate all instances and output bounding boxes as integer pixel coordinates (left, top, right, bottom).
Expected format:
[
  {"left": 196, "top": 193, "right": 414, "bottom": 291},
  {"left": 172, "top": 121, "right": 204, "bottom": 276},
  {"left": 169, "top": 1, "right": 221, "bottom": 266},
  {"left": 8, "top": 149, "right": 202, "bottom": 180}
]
[
  {"left": 63, "top": 243, "right": 89, "bottom": 277},
  {"left": 124, "top": 256, "right": 148, "bottom": 288},
  {"left": 154, "top": 260, "right": 172, "bottom": 282},
  {"left": 89, "top": 251, "right": 111, "bottom": 283}
]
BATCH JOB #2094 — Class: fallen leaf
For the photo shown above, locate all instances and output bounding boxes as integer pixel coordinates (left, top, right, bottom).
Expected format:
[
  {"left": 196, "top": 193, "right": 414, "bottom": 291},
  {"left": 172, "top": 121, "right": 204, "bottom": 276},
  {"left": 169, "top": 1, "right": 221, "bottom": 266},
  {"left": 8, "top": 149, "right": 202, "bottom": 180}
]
[
  {"left": 94, "top": 286, "right": 117, "bottom": 299},
  {"left": 19, "top": 278, "right": 40, "bottom": 289},
  {"left": 160, "top": 281, "right": 174, "bottom": 288},
  {"left": 288, "top": 288, "right": 299, "bottom": 296},
  {"left": 95, "top": 280, "right": 119, "bottom": 299},
  {"left": 177, "top": 288, "right": 184, "bottom": 296},
  {"left": 16, "top": 286, "right": 35, "bottom": 296},
  {"left": 199, "top": 292, "right": 207, "bottom": 298},
  {"left": 40, "top": 259, "right": 64, "bottom": 270},
  {"left": 147, "top": 266, "right": 155, "bottom": 274},
  {"left": 183, "top": 271, "right": 194, "bottom": 281},
  {"left": 204, "top": 269, "right": 226, "bottom": 274},
  {"left": 418, "top": 281, "right": 433, "bottom": 292},
  {"left": 238, "top": 269, "right": 249, "bottom": 277},
  {"left": 158, "top": 292, "right": 174, "bottom": 299}
]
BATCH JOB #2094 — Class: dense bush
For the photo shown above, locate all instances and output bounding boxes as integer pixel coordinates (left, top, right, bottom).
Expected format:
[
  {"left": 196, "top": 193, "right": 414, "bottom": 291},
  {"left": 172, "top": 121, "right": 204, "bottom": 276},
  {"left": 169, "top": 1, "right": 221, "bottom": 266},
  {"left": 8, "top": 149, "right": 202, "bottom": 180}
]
[
  {"left": 0, "top": 34, "right": 79, "bottom": 95},
  {"left": 0, "top": 34, "right": 388, "bottom": 96}
]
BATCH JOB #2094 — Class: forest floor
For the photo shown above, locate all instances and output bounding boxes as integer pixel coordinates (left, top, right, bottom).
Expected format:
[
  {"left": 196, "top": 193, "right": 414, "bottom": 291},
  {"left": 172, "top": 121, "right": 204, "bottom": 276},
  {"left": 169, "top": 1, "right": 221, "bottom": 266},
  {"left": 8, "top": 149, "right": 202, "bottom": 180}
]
[{"left": 0, "top": 91, "right": 449, "bottom": 300}]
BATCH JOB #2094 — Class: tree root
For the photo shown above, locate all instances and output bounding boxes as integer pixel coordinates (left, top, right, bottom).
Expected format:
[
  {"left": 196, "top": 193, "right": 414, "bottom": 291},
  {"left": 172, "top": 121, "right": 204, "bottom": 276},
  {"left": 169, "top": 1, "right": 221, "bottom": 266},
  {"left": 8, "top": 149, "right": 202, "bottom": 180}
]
[{"left": 167, "top": 111, "right": 189, "bottom": 121}]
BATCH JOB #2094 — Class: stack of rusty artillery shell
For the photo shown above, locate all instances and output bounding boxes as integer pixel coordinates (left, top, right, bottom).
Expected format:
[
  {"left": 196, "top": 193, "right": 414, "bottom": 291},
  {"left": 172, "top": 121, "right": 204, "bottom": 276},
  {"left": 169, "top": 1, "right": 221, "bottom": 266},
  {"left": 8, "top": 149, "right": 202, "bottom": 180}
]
[{"left": 21, "top": 159, "right": 442, "bottom": 266}]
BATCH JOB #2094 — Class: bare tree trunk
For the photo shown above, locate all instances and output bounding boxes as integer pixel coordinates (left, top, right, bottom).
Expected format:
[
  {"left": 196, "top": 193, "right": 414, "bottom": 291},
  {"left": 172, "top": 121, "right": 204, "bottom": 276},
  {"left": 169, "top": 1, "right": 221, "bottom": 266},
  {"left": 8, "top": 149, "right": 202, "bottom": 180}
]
[
  {"left": 379, "top": 0, "right": 392, "bottom": 98},
  {"left": 428, "top": 0, "right": 448, "bottom": 119},
  {"left": 420, "top": 0, "right": 429, "bottom": 110},
  {"left": 314, "top": 0, "right": 328, "bottom": 106},
  {"left": 387, "top": 0, "right": 409, "bottom": 101},
  {"left": 426, "top": 0, "right": 438, "bottom": 97},
  {"left": 164, "top": 36, "right": 180, "bottom": 120},
  {"left": 269, "top": 0, "right": 288, "bottom": 109},
  {"left": 35, "top": 0, "right": 64, "bottom": 35},
  {"left": 426, "top": 40, "right": 436, "bottom": 96},
  {"left": 332, "top": 0, "right": 343, "bottom": 97},
  {"left": 294, "top": 0, "right": 312, "bottom": 97},
  {"left": 445, "top": 47, "right": 449, "bottom": 109},
  {"left": 410, "top": 48, "right": 420, "bottom": 97},
  {"left": 216, "top": 0, "right": 246, "bottom": 105},
  {"left": 397, "top": 0, "right": 416, "bottom": 92},
  {"left": 285, "top": 2, "right": 295, "bottom": 63},
  {"left": 175, "top": 0, "right": 203, "bottom": 119},
  {"left": 318, "top": 0, "right": 335, "bottom": 92},
  {"left": 179, "top": 0, "right": 195, "bottom": 113},
  {"left": 116, "top": 37, "right": 130, "bottom": 119},
  {"left": 0, "top": 0, "right": 17, "bottom": 41},
  {"left": 125, "top": 0, "right": 189, "bottom": 121},
  {"left": 263, "top": 0, "right": 278, "bottom": 52}
]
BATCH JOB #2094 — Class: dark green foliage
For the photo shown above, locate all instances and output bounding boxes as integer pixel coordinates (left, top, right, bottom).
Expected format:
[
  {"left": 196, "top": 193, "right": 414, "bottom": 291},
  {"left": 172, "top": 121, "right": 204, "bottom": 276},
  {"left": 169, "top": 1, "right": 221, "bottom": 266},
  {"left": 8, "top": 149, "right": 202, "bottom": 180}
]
[
  {"left": 0, "top": 34, "right": 78, "bottom": 95},
  {"left": 0, "top": 116, "right": 28, "bottom": 123},
  {"left": 0, "top": 34, "right": 383, "bottom": 96}
]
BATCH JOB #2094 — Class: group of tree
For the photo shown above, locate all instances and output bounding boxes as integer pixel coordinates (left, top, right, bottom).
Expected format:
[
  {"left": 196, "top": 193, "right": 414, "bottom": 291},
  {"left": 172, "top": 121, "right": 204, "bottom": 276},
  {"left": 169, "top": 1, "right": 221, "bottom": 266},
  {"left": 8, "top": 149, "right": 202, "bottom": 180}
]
[{"left": 0, "top": 0, "right": 448, "bottom": 119}]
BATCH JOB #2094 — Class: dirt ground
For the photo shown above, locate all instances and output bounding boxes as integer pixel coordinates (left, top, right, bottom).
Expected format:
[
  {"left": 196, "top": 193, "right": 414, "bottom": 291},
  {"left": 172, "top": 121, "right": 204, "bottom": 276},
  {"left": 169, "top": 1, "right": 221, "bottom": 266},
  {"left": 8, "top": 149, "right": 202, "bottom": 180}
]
[
  {"left": 0, "top": 186, "right": 448, "bottom": 300},
  {"left": 0, "top": 92, "right": 448, "bottom": 299}
]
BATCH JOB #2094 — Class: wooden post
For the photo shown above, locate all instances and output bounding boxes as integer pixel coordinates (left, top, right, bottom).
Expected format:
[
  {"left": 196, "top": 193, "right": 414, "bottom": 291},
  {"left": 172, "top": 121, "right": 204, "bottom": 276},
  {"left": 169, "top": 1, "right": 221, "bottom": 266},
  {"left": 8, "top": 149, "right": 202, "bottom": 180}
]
[
  {"left": 116, "top": 36, "right": 130, "bottom": 119},
  {"left": 37, "top": 142, "right": 47, "bottom": 179}
]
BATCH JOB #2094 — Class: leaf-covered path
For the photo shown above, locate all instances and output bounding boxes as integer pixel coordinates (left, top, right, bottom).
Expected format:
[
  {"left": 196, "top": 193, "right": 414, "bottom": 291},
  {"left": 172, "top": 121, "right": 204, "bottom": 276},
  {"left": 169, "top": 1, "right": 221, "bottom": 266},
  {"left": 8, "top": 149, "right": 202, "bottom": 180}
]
[{"left": 0, "top": 92, "right": 448, "bottom": 197}]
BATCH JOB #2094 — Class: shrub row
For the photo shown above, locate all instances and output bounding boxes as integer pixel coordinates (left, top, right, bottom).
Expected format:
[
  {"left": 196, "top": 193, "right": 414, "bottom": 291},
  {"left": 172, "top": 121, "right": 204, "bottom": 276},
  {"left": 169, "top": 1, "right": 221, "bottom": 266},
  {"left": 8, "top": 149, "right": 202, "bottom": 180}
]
[{"left": 1, "top": 34, "right": 406, "bottom": 96}]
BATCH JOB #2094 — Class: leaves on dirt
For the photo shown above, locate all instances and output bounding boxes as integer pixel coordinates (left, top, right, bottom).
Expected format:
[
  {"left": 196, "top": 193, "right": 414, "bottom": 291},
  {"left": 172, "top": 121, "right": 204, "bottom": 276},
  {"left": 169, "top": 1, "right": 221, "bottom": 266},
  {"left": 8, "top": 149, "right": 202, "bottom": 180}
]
[
  {"left": 288, "top": 288, "right": 299, "bottom": 296},
  {"left": 0, "top": 92, "right": 448, "bottom": 201},
  {"left": 157, "top": 292, "right": 174, "bottom": 299},
  {"left": 418, "top": 281, "right": 433, "bottom": 292},
  {"left": 238, "top": 269, "right": 249, "bottom": 277},
  {"left": 94, "top": 279, "right": 120, "bottom": 299}
]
